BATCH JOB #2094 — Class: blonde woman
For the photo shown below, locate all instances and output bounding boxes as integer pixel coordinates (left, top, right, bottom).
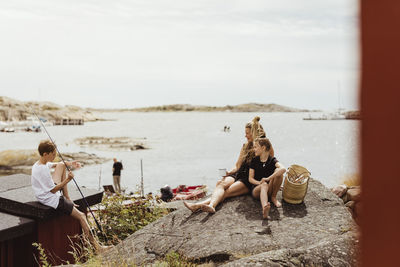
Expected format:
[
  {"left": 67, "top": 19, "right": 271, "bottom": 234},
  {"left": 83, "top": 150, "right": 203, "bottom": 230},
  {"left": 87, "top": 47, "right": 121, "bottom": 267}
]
[{"left": 184, "top": 116, "right": 274, "bottom": 213}]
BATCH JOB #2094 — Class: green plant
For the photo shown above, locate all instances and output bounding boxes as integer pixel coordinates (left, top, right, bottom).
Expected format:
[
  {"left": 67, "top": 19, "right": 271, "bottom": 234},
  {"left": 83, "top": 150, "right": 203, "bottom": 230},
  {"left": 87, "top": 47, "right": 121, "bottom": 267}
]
[
  {"left": 33, "top": 193, "right": 173, "bottom": 266},
  {"left": 94, "top": 193, "right": 169, "bottom": 245},
  {"left": 67, "top": 234, "right": 95, "bottom": 264},
  {"left": 153, "top": 251, "right": 197, "bottom": 267},
  {"left": 32, "top": 242, "right": 51, "bottom": 267}
]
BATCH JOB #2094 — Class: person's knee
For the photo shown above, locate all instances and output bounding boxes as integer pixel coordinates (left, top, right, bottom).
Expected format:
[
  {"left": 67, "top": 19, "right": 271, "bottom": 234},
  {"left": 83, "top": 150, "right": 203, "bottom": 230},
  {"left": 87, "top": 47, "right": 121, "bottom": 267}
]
[
  {"left": 76, "top": 211, "right": 86, "bottom": 222},
  {"left": 215, "top": 179, "right": 224, "bottom": 187},
  {"left": 260, "top": 183, "right": 269, "bottom": 192},
  {"left": 222, "top": 181, "right": 233, "bottom": 190},
  {"left": 55, "top": 162, "right": 66, "bottom": 172},
  {"left": 275, "top": 175, "right": 283, "bottom": 184}
]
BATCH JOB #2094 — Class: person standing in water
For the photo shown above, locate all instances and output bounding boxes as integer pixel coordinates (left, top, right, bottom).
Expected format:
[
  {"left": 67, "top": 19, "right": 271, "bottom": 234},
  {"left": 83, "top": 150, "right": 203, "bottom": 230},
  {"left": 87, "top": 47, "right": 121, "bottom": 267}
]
[{"left": 112, "top": 158, "right": 123, "bottom": 193}]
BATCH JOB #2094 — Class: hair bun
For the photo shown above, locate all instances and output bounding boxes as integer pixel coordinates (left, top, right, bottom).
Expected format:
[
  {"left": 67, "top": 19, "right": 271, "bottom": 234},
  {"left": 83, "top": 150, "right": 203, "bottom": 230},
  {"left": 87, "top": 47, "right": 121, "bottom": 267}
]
[{"left": 252, "top": 116, "right": 260, "bottom": 123}]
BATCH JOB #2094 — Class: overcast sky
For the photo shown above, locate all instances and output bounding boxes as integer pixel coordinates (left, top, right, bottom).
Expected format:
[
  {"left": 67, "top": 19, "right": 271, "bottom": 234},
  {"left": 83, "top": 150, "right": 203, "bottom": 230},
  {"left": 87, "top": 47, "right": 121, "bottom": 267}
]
[{"left": 0, "top": 0, "right": 359, "bottom": 110}]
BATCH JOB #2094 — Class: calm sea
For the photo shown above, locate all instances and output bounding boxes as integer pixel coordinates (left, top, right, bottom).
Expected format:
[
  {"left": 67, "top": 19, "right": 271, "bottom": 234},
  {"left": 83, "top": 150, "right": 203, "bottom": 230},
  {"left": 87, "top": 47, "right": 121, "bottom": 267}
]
[{"left": 0, "top": 112, "right": 359, "bottom": 193}]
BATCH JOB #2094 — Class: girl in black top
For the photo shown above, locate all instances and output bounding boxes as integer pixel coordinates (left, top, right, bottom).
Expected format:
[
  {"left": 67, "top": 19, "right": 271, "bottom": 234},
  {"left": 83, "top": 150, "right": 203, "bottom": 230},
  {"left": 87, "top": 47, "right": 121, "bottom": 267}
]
[{"left": 249, "top": 138, "right": 285, "bottom": 219}]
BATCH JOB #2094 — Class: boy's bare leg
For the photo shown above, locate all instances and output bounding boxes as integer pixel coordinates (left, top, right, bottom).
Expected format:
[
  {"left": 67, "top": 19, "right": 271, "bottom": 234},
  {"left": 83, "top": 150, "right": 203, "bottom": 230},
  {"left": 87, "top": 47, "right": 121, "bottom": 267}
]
[
  {"left": 52, "top": 163, "right": 71, "bottom": 200},
  {"left": 70, "top": 207, "right": 108, "bottom": 251},
  {"left": 269, "top": 175, "right": 283, "bottom": 208}
]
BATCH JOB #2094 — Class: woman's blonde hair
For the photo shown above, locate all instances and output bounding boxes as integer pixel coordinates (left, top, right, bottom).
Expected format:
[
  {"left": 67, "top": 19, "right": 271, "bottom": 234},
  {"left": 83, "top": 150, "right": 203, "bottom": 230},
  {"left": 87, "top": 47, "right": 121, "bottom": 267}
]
[{"left": 241, "top": 116, "right": 266, "bottom": 164}]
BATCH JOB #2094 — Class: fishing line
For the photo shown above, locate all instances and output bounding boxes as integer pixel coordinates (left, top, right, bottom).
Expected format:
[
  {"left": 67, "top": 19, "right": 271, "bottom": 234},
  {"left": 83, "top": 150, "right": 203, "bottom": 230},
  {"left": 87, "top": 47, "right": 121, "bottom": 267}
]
[{"left": 33, "top": 112, "right": 105, "bottom": 236}]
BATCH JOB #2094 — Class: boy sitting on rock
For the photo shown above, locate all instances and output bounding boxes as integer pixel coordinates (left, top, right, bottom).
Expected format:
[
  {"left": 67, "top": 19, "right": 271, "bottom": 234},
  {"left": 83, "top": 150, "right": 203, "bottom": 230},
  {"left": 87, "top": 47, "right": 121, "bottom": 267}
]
[{"left": 31, "top": 139, "right": 107, "bottom": 251}]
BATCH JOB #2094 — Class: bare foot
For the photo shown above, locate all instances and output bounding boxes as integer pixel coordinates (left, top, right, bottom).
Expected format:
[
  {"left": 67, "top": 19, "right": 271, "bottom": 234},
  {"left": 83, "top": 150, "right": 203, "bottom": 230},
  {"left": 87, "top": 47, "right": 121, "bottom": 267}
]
[
  {"left": 183, "top": 201, "right": 200, "bottom": 212},
  {"left": 201, "top": 204, "right": 216, "bottom": 213},
  {"left": 271, "top": 197, "right": 281, "bottom": 208},
  {"left": 262, "top": 203, "right": 271, "bottom": 219}
]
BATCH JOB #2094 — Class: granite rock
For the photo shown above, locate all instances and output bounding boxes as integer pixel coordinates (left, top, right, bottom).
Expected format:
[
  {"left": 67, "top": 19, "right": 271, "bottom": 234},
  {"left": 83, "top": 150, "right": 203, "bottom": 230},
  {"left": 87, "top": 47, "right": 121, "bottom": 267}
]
[{"left": 102, "top": 178, "right": 358, "bottom": 266}]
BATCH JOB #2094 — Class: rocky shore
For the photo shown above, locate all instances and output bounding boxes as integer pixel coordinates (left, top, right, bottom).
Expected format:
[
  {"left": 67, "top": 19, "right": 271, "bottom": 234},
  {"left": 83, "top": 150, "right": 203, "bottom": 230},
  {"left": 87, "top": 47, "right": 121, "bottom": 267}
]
[
  {"left": 0, "top": 96, "right": 102, "bottom": 123},
  {"left": 0, "top": 149, "right": 108, "bottom": 176},
  {"left": 343, "top": 110, "right": 361, "bottom": 120},
  {"left": 74, "top": 136, "right": 148, "bottom": 151},
  {"left": 101, "top": 178, "right": 359, "bottom": 266},
  {"left": 332, "top": 184, "right": 361, "bottom": 225}
]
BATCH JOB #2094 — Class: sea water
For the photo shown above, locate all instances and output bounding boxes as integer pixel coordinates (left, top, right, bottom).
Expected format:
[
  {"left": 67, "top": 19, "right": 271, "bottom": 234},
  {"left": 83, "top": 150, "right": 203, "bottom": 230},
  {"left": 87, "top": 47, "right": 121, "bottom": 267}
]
[{"left": 0, "top": 112, "right": 359, "bottom": 193}]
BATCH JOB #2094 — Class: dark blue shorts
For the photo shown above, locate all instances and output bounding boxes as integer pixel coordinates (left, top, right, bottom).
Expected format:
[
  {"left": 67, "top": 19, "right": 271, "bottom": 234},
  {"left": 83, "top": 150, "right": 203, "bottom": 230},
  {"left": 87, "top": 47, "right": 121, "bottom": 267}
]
[{"left": 56, "top": 196, "right": 74, "bottom": 215}]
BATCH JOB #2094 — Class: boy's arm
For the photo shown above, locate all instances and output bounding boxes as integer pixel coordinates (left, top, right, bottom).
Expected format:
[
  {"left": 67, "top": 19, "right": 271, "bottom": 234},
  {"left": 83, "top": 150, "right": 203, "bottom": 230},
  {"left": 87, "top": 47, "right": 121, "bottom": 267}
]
[
  {"left": 50, "top": 171, "right": 74, "bottom": 193},
  {"left": 47, "top": 162, "right": 57, "bottom": 169}
]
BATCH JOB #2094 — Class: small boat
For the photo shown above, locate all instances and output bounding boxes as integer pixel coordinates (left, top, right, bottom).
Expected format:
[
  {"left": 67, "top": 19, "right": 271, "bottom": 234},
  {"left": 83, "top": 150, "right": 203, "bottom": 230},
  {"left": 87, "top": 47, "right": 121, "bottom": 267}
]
[
  {"left": 160, "top": 184, "right": 207, "bottom": 202},
  {"left": 0, "top": 121, "right": 14, "bottom": 132},
  {"left": 25, "top": 125, "right": 41, "bottom": 132},
  {"left": 303, "top": 111, "right": 346, "bottom": 120},
  {"left": 1, "top": 127, "right": 15, "bottom": 132},
  {"left": 172, "top": 185, "right": 207, "bottom": 200},
  {"left": 303, "top": 114, "right": 328, "bottom": 120}
]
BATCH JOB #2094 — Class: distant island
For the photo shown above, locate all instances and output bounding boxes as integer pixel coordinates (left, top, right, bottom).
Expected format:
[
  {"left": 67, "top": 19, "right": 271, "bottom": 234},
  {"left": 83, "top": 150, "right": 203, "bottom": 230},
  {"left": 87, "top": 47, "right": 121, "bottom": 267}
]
[
  {"left": 2, "top": 96, "right": 320, "bottom": 125},
  {"left": 90, "top": 103, "right": 317, "bottom": 113},
  {"left": 0, "top": 96, "right": 101, "bottom": 123}
]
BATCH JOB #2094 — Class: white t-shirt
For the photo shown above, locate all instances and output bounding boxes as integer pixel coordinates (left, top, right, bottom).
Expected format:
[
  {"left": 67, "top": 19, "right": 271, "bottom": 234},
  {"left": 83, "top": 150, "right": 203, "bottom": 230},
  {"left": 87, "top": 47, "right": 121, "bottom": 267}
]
[{"left": 31, "top": 161, "right": 60, "bottom": 209}]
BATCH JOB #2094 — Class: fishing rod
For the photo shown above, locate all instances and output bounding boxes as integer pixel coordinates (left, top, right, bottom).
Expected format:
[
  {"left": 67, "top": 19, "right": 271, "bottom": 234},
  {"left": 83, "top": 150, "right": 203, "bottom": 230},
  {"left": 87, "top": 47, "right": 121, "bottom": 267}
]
[{"left": 33, "top": 112, "right": 104, "bottom": 236}]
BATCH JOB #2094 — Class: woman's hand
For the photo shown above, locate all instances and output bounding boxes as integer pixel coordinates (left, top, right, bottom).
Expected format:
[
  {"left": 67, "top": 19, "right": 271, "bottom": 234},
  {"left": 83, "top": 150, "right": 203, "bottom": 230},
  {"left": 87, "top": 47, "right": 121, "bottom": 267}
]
[
  {"left": 225, "top": 169, "right": 236, "bottom": 177},
  {"left": 261, "top": 177, "right": 271, "bottom": 183}
]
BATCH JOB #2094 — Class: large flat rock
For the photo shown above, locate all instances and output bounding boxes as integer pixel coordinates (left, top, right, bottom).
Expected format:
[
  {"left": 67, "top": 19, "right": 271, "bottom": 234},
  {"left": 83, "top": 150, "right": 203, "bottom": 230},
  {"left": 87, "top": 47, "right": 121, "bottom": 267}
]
[{"left": 102, "top": 178, "right": 358, "bottom": 266}]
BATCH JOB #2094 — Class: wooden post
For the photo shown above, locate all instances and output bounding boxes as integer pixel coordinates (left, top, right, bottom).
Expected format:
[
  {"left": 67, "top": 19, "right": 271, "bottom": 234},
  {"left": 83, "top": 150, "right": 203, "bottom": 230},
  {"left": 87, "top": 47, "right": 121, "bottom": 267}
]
[
  {"left": 98, "top": 165, "right": 102, "bottom": 191},
  {"left": 140, "top": 159, "right": 144, "bottom": 197},
  {"left": 361, "top": 1, "right": 400, "bottom": 266}
]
